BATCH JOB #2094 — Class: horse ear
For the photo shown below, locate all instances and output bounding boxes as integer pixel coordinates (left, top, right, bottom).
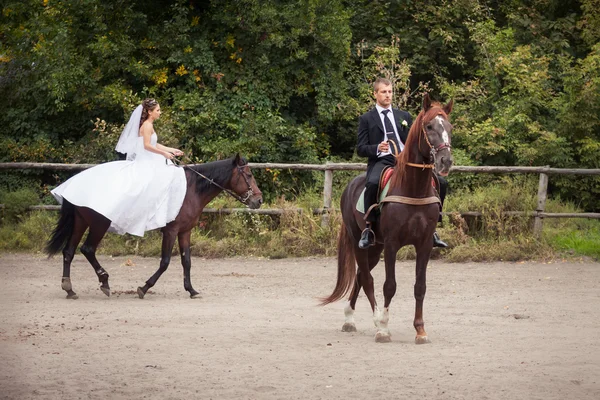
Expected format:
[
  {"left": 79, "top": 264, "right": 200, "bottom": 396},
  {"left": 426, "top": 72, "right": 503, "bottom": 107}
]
[
  {"left": 422, "top": 93, "right": 432, "bottom": 111},
  {"left": 233, "top": 153, "right": 241, "bottom": 165},
  {"left": 443, "top": 99, "right": 454, "bottom": 115}
]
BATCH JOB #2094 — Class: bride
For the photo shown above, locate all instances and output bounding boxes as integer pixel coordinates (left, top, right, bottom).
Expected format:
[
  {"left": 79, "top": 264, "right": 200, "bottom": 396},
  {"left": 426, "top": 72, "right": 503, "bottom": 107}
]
[{"left": 51, "top": 99, "right": 187, "bottom": 237}]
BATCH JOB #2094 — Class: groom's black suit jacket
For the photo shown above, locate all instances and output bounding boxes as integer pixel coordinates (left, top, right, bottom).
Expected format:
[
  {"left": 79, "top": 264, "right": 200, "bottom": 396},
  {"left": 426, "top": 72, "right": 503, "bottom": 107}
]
[{"left": 357, "top": 107, "right": 413, "bottom": 177}]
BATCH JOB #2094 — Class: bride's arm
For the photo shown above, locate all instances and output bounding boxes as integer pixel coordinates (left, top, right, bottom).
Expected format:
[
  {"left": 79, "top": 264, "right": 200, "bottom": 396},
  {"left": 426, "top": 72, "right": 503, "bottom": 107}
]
[
  {"left": 140, "top": 124, "right": 173, "bottom": 159},
  {"left": 156, "top": 143, "right": 183, "bottom": 156}
]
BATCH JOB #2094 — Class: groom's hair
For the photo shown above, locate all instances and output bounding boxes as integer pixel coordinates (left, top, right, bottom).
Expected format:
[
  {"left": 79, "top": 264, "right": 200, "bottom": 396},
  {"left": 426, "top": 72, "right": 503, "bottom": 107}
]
[{"left": 373, "top": 77, "right": 392, "bottom": 92}]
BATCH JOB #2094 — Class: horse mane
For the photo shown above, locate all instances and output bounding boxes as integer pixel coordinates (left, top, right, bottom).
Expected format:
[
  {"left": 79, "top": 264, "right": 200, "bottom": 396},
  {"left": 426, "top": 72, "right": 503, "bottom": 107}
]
[
  {"left": 187, "top": 156, "right": 247, "bottom": 195},
  {"left": 389, "top": 102, "right": 448, "bottom": 189}
]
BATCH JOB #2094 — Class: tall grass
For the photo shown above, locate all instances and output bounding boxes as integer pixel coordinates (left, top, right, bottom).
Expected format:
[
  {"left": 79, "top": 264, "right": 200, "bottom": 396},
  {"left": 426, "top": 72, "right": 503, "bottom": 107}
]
[
  {"left": 542, "top": 199, "right": 600, "bottom": 259},
  {"left": 0, "top": 176, "right": 598, "bottom": 261}
]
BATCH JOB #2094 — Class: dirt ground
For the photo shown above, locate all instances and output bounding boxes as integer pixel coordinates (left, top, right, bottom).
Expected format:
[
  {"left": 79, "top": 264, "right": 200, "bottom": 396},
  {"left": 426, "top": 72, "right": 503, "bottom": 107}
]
[{"left": 0, "top": 253, "right": 599, "bottom": 400}]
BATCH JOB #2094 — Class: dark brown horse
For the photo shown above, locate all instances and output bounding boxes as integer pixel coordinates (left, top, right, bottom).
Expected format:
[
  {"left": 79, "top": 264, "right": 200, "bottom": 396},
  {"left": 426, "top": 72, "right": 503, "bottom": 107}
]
[
  {"left": 321, "top": 94, "right": 453, "bottom": 343},
  {"left": 46, "top": 154, "right": 263, "bottom": 299}
]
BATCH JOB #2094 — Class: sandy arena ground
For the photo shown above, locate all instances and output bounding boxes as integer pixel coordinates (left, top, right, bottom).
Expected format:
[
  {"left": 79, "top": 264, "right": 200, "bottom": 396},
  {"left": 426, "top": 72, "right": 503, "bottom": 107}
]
[{"left": 0, "top": 253, "right": 599, "bottom": 399}]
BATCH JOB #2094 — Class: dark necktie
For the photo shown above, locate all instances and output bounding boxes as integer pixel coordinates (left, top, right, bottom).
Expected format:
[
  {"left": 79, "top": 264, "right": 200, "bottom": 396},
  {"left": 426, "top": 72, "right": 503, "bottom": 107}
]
[{"left": 382, "top": 109, "right": 400, "bottom": 155}]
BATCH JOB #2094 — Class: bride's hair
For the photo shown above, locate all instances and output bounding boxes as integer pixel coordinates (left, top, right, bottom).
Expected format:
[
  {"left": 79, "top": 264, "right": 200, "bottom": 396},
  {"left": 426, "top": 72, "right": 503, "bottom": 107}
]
[{"left": 140, "top": 98, "right": 159, "bottom": 127}]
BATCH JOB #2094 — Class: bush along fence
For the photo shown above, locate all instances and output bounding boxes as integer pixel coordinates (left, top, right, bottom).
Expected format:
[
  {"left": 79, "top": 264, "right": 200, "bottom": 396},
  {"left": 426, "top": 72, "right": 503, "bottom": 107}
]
[{"left": 1, "top": 162, "right": 600, "bottom": 238}]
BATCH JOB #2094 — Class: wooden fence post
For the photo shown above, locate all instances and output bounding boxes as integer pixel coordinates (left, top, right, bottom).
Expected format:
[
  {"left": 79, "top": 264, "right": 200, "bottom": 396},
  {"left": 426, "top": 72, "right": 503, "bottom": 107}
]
[
  {"left": 533, "top": 166, "right": 549, "bottom": 239},
  {"left": 321, "top": 164, "right": 333, "bottom": 228}
]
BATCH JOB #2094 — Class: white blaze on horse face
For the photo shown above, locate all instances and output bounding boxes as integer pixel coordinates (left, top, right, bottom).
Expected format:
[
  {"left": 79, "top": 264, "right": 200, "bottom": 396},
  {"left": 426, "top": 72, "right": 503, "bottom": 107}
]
[{"left": 435, "top": 115, "right": 450, "bottom": 144}]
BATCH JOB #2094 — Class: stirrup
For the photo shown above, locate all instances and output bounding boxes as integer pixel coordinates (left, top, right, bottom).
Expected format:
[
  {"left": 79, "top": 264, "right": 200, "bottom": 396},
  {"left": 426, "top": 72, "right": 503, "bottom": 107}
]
[{"left": 358, "top": 227, "right": 376, "bottom": 249}]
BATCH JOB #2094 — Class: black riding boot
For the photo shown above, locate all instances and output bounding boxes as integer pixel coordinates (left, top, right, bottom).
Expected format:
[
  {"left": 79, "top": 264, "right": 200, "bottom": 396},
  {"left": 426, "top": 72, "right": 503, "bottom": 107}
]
[
  {"left": 358, "top": 223, "right": 375, "bottom": 249},
  {"left": 433, "top": 231, "right": 448, "bottom": 248}
]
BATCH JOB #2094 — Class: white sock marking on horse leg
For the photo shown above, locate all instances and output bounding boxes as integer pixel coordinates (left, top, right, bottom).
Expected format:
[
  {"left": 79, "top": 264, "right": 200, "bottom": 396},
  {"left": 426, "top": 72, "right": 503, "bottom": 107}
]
[
  {"left": 344, "top": 302, "right": 355, "bottom": 325},
  {"left": 373, "top": 305, "right": 380, "bottom": 327},
  {"left": 374, "top": 306, "right": 391, "bottom": 337}
]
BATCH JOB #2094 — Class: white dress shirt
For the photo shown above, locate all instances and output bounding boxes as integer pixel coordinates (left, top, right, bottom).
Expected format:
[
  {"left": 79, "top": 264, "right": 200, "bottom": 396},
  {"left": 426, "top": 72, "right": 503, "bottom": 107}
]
[{"left": 375, "top": 104, "right": 404, "bottom": 156}]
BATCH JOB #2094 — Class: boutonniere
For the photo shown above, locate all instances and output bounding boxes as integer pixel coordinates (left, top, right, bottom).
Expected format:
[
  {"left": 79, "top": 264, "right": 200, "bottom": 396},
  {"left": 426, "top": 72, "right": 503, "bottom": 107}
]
[{"left": 401, "top": 120, "right": 408, "bottom": 128}]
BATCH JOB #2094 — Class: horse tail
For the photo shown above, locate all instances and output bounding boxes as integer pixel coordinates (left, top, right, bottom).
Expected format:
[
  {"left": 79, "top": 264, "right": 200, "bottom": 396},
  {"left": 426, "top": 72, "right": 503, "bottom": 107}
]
[
  {"left": 319, "top": 220, "right": 357, "bottom": 306},
  {"left": 45, "top": 200, "right": 75, "bottom": 257}
]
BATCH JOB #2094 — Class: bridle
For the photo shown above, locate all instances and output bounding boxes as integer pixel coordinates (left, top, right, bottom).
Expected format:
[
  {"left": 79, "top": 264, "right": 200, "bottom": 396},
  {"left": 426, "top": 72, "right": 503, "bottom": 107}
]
[
  {"left": 405, "top": 111, "right": 451, "bottom": 170},
  {"left": 170, "top": 157, "right": 255, "bottom": 205},
  {"left": 377, "top": 111, "right": 452, "bottom": 210}
]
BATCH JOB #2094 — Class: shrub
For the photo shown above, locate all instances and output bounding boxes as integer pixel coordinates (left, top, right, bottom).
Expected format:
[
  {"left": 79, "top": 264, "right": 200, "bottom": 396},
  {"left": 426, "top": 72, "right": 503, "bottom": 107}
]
[{"left": 0, "top": 188, "right": 40, "bottom": 224}]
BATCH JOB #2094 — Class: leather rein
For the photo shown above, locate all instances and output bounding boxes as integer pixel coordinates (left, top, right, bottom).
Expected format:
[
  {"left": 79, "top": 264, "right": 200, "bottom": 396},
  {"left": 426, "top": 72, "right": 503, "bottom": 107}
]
[{"left": 170, "top": 157, "right": 255, "bottom": 205}]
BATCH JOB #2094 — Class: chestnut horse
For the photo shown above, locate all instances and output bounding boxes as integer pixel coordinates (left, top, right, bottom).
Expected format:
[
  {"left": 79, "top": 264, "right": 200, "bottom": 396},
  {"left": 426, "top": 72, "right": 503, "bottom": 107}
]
[
  {"left": 46, "top": 154, "right": 263, "bottom": 299},
  {"left": 321, "top": 94, "right": 453, "bottom": 343}
]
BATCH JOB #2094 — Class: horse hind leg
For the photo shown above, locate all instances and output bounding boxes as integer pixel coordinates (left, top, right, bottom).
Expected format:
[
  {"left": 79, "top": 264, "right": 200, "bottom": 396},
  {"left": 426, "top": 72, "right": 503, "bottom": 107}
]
[
  {"left": 61, "top": 212, "right": 89, "bottom": 300},
  {"left": 342, "top": 284, "right": 360, "bottom": 332},
  {"left": 80, "top": 213, "right": 111, "bottom": 297},
  {"left": 343, "top": 245, "right": 382, "bottom": 333}
]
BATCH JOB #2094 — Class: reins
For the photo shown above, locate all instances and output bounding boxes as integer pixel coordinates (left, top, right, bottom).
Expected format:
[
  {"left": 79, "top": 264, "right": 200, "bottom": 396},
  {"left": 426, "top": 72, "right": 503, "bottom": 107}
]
[{"left": 170, "top": 156, "right": 254, "bottom": 205}]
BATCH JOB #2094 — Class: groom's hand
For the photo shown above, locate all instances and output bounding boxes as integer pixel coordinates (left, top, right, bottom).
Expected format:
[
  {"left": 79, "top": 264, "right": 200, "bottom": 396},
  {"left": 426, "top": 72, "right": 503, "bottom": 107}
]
[{"left": 378, "top": 141, "right": 389, "bottom": 152}]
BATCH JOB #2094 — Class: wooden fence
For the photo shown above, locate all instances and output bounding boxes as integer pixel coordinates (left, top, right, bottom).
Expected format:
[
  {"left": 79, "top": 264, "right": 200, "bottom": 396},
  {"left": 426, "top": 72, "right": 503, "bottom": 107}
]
[{"left": 1, "top": 162, "right": 599, "bottom": 237}]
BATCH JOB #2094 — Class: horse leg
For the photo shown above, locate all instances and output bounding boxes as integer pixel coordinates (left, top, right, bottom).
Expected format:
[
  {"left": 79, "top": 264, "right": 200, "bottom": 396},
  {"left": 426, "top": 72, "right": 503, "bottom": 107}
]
[
  {"left": 373, "top": 244, "right": 400, "bottom": 343},
  {"left": 178, "top": 230, "right": 201, "bottom": 299},
  {"left": 342, "top": 283, "right": 360, "bottom": 332},
  {"left": 137, "top": 231, "right": 177, "bottom": 299},
  {"left": 414, "top": 245, "right": 433, "bottom": 344},
  {"left": 343, "top": 245, "right": 382, "bottom": 332},
  {"left": 61, "top": 211, "right": 88, "bottom": 299},
  {"left": 79, "top": 214, "right": 111, "bottom": 297}
]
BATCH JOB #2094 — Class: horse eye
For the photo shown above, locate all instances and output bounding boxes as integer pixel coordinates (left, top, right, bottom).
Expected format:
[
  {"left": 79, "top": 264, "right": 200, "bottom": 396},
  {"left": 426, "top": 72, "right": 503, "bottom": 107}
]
[{"left": 426, "top": 124, "right": 433, "bottom": 130}]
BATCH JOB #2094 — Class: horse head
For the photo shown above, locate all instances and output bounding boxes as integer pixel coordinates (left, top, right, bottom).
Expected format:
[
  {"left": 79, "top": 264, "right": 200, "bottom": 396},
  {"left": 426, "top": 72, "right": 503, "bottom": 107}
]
[
  {"left": 230, "top": 154, "right": 263, "bottom": 209},
  {"left": 420, "top": 94, "right": 454, "bottom": 176}
]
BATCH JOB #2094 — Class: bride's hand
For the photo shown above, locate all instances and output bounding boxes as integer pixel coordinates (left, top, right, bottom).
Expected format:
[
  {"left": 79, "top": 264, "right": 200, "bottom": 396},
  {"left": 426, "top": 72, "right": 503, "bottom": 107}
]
[
  {"left": 173, "top": 149, "right": 184, "bottom": 156},
  {"left": 164, "top": 152, "right": 174, "bottom": 160}
]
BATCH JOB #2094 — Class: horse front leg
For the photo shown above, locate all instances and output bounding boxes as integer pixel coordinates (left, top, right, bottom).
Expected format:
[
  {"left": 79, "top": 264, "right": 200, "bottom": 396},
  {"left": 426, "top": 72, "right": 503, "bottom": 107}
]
[
  {"left": 137, "top": 230, "right": 177, "bottom": 299},
  {"left": 414, "top": 244, "right": 433, "bottom": 344},
  {"left": 373, "top": 243, "right": 399, "bottom": 343},
  {"left": 178, "top": 230, "right": 200, "bottom": 299}
]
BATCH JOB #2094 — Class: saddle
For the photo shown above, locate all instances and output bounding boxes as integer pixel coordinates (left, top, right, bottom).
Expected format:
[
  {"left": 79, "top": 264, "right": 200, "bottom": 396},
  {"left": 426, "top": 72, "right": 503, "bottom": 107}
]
[
  {"left": 356, "top": 167, "right": 439, "bottom": 214},
  {"left": 356, "top": 167, "right": 393, "bottom": 214}
]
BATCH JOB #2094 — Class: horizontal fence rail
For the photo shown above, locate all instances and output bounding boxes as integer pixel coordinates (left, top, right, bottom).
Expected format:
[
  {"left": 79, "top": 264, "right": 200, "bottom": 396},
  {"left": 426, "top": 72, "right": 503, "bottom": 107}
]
[
  {"left": 2, "top": 162, "right": 600, "bottom": 175},
  {"left": 3, "top": 204, "right": 597, "bottom": 220},
  {"left": 1, "top": 162, "right": 599, "bottom": 236}
]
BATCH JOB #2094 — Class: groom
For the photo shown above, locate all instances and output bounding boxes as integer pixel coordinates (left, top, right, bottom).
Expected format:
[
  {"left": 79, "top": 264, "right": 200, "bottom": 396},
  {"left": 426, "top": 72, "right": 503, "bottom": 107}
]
[{"left": 356, "top": 77, "right": 448, "bottom": 249}]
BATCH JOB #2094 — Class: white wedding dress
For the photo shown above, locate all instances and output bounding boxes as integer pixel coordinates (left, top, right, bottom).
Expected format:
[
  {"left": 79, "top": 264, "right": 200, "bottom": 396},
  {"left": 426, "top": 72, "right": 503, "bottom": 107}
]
[{"left": 51, "top": 133, "right": 187, "bottom": 237}]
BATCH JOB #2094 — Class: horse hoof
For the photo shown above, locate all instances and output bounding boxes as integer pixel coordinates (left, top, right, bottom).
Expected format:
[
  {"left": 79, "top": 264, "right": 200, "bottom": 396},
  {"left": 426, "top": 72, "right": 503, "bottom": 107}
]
[
  {"left": 341, "top": 323, "right": 357, "bottom": 332},
  {"left": 375, "top": 332, "right": 392, "bottom": 343},
  {"left": 100, "top": 287, "right": 110, "bottom": 297},
  {"left": 415, "top": 335, "right": 431, "bottom": 345},
  {"left": 190, "top": 293, "right": 202, "bottom": 299},
  {"left": 66, "top": 293, "right": 79, "bottom": 300},
  {"left": 137, "top": 287, "right": 145, "bottom": 299}
]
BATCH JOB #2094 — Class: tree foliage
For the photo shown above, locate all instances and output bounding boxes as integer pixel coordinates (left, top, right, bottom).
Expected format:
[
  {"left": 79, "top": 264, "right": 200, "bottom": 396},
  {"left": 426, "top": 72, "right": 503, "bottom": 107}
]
[{"left": 1, "top": 0, "right": 599, "bottom": 209}]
